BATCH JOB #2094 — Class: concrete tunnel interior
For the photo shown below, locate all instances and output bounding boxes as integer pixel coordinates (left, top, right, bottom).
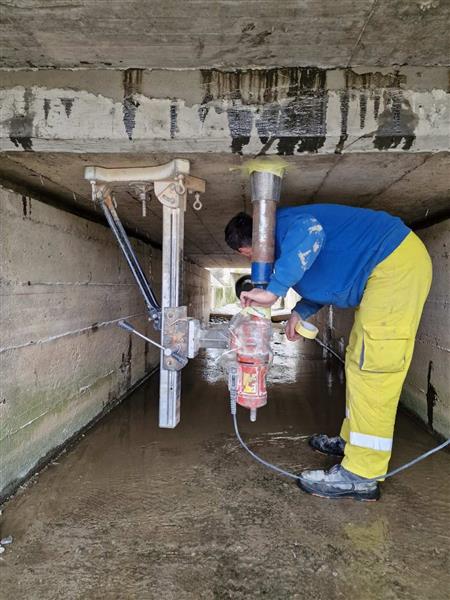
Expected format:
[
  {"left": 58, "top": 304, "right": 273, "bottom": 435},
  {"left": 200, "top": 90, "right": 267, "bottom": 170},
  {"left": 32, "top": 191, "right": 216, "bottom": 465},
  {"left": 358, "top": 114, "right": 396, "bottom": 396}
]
[{"left": 1, "top": 1, "right": 450, "bottom": 597}]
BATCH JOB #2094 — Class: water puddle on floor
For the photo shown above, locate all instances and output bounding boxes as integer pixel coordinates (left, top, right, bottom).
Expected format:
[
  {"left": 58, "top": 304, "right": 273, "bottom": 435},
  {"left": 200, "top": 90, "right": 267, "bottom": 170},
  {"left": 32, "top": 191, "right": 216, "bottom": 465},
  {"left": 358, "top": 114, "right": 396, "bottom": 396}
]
[{"left": 1, "top": 326, "right": 449, "bottom": 599}]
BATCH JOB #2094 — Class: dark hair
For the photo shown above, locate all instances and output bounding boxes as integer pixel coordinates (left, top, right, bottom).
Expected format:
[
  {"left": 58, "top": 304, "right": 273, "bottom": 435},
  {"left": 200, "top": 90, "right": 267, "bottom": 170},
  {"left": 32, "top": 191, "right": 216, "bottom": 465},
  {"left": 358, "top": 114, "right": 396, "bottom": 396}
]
[{"left": 224, "top": 212, "right": 253, "bottom": 251}]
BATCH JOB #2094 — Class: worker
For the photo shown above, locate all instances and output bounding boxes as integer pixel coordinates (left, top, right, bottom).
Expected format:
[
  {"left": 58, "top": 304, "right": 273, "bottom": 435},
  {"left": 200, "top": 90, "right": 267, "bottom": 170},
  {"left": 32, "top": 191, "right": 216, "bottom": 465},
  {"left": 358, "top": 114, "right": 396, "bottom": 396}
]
[{"left": 224, "top": 205, "right": 432, "bottom": 501}]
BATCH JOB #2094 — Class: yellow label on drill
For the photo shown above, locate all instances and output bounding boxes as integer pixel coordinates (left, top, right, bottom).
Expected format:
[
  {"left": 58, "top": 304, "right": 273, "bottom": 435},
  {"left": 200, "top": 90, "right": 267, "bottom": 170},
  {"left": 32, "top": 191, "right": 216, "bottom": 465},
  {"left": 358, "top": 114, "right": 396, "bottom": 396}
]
[{"left": 243, "top": 372, "right": 257, "bottom": 393}]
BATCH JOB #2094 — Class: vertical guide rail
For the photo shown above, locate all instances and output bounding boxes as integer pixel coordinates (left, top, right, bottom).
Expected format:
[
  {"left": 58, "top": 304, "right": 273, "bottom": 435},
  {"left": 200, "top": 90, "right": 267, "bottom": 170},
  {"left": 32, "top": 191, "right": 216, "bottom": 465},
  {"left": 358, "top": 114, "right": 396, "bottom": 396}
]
[{"left": 159, "top": 195, "right": 185, "bottom": 428}]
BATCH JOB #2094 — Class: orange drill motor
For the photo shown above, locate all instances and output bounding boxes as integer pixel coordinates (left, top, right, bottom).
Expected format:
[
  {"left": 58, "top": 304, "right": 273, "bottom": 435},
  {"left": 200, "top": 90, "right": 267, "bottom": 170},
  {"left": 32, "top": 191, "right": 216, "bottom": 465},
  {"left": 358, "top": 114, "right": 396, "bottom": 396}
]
[{"left": 230, "top": 308, "right": 272, "bottom": 422}]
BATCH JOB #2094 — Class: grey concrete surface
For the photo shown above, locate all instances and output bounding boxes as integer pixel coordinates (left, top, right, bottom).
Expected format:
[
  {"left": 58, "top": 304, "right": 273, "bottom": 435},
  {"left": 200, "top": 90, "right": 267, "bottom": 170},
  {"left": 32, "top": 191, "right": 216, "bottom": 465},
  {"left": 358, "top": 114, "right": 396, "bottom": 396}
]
[
  {"left": 1, "top": 67, "right": 449, "bottom": 155},
  {"left": 403, "top": 220, "right": 450, "bottom": 436},
  {"left": 0, "top": 185, "right": 210, "bottom": 499},
  {"left": 0, "top": 332, "right": 449, "bottom": 599},
  {"left": 1, "top": 0, "right": 450, "bottom": 69},
  {"left": 1, "top": 151, "right": 449, "bottom": 268}
]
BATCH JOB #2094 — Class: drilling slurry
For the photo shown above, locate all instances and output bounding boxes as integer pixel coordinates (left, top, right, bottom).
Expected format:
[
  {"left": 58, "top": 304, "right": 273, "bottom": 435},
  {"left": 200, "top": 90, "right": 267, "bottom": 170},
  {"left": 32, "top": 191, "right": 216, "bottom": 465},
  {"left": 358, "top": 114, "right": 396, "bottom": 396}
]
[{"left": 1, "top": 327, "right": 449, "bottom": 599}]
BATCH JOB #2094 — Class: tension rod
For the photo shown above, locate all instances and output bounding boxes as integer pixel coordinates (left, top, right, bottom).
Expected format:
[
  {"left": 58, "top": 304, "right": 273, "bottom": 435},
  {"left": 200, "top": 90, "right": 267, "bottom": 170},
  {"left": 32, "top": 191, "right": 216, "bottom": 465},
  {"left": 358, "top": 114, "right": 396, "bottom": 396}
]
[
  {"left": 118, "top": 321, "right": 186, "bottom": 368},
  {"left": 99, "top": 192, "right": 161, "bottom": 328},
  {"left": 118, "top": 320, "right": 172, "bottom": 355}
]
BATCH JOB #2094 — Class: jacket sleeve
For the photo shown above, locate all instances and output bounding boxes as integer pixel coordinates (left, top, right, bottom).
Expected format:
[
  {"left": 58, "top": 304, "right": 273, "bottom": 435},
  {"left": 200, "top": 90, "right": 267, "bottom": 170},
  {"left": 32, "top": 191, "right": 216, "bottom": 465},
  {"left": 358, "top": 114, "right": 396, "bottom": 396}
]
[
  {"left": 266, "top": 214, "right": 325, "bottom": 298},
  {"left": 293, "top": 298, "right": 325, "bottom": 319}
]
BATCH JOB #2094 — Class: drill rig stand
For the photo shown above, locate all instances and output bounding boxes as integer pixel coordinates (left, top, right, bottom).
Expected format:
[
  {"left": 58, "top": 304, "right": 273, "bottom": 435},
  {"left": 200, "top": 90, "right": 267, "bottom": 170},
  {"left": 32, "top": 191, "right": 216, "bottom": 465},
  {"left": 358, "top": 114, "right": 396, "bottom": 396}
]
[{"left": 85, "top": 158, "right": 286, "bottom": 428}]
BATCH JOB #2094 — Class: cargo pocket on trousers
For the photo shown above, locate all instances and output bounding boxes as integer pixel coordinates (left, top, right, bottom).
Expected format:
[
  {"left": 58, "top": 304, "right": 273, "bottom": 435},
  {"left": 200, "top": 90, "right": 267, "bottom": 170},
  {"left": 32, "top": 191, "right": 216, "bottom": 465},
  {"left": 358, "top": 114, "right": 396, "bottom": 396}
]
[{"left": 360, "top": 326, "right": 410, "bottom": 373}]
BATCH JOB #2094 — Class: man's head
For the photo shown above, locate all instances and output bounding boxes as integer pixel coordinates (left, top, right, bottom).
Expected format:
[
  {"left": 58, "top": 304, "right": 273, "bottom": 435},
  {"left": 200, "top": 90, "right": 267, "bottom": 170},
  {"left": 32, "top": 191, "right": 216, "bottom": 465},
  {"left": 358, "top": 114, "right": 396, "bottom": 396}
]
[{"left": 224, "top": 212, "right": 253, "bottom": 258}]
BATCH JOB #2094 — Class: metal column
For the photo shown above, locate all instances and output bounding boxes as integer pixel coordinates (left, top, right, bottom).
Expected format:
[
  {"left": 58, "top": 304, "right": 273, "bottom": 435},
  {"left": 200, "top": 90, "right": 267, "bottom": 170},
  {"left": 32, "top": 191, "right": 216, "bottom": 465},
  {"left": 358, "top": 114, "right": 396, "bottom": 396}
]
[{"left": 158, "top": 191, "right": 186, "bottom": 428}]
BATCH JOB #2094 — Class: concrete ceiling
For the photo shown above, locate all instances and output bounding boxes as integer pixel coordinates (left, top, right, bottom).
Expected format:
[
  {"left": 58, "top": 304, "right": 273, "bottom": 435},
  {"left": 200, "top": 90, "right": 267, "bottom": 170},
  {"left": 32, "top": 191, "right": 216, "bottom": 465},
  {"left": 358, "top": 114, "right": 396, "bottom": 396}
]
[
  {"left": 1, "top": 0, "right": 450, "bottom": 70},
  {"left": 1, "top": 151, "right": 449, "bottom": 267}
]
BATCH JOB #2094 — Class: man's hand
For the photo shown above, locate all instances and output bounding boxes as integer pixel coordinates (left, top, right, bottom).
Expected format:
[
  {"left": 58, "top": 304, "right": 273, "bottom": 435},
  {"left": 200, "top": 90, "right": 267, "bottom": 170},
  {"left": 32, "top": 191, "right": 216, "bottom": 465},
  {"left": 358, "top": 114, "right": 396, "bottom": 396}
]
[
  {"left": 285, "top": 311, "right": 302, "bottom": 342},
  {"left": 240, "top": 289, "right": 278, "bottom": 308}
]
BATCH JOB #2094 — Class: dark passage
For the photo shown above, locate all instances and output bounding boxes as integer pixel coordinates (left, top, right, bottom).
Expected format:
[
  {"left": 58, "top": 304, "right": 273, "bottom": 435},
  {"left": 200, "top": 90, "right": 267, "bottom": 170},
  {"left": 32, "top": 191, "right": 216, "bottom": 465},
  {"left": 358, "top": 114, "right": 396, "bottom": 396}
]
[{"left": 1, "top": 328, "right": 449, "bottom": 599}]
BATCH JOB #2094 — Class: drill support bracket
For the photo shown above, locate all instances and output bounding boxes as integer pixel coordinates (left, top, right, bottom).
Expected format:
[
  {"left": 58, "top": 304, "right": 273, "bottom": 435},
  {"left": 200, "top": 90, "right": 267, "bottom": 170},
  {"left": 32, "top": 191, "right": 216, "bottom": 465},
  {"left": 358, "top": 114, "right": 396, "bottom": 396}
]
[{"left": 85, "top": 160, "right": 214, "bottom": 428}]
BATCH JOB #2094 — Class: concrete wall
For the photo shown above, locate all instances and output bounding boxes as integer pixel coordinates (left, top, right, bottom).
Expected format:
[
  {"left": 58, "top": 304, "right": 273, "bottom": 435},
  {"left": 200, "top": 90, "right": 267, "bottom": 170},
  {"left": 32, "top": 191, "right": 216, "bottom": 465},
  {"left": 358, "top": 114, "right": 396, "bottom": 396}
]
[
  {"left": 184, "top": 261, "right": 211, "bottom": 323},
  {"left": 314, "top": 219, "right": 450, "bottom": 438},
  {"left": 403, "top": 220, "right": 450, "bottom": 437},
  {"left": 0, "top": 186, "right": 210, "bottom": 499}
]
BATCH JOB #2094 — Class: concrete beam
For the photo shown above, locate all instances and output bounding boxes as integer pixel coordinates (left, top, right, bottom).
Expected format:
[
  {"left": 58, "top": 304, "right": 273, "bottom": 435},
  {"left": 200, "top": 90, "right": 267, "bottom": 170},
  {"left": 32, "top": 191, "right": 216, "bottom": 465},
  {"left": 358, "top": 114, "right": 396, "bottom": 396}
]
[{"left": 0, "top": 67, "right": 449, "bottom": 155}]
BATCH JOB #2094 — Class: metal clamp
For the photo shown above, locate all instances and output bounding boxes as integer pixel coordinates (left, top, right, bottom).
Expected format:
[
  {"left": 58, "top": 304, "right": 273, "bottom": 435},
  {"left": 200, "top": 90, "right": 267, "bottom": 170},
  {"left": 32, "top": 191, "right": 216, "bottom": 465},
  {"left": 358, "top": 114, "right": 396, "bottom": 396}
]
[{"left": 162, "top": 307, "right": 189, "bottom": 371}]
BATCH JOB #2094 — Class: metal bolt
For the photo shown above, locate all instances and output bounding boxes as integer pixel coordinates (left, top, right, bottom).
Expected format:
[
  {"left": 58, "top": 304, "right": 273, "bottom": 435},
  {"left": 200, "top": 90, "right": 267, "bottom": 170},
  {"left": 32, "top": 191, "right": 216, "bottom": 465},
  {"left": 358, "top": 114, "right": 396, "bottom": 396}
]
[
  {"left": 140, "top": 191, "right": 147, "bottom": 217},
  {"left": 193, "top": 192, "right": 203, "bottom": 211}
]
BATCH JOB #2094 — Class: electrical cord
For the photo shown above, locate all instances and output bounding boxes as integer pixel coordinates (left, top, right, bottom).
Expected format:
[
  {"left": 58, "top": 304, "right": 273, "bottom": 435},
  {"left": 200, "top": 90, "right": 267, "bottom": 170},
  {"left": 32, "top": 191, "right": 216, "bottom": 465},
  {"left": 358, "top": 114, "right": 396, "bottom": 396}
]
[{"left": 231, "top": 398, "right": 450, "bottom": 483}]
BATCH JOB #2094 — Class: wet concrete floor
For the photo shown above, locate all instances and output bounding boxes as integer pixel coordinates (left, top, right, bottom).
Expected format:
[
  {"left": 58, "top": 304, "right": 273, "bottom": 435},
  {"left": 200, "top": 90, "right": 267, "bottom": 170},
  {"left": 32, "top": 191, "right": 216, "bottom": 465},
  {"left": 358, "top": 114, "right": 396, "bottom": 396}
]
[{"left": 1, "top": 328, "right": 449, "bottom": 599}]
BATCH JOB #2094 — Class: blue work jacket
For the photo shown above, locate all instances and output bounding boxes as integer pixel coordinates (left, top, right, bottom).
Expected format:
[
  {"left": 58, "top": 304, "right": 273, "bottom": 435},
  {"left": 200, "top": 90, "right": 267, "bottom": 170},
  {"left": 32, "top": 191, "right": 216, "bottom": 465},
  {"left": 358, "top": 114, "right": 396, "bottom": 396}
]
[{"left": 266, "top": 204, "right": 410, "bottom": 319}]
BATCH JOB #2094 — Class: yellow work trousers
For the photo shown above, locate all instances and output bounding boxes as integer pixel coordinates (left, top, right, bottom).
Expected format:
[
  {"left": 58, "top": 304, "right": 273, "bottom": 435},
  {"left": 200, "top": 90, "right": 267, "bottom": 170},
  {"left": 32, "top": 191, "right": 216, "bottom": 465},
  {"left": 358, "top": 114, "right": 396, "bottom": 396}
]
[{"left": 340, "top": 232, "right": 432, "bottom": 479}]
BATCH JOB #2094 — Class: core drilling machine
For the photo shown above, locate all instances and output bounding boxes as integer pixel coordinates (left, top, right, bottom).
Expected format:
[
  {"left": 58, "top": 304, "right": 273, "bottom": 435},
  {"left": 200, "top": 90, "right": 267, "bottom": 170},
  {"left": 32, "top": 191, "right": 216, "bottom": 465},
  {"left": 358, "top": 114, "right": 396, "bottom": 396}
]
[
  {"left": 84, "top": 158, "right": 286, "bottom": 426},
  {"left": 226, "top": 160, "right": 286, "bottom": 422}
]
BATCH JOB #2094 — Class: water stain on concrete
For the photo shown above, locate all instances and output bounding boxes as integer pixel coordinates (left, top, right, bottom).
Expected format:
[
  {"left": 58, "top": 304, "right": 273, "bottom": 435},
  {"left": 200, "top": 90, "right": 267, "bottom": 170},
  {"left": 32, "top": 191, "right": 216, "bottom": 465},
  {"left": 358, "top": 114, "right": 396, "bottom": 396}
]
[
  {"left": 359, "top": 92, "right": 368, "bottom": 129},
  {"left": 170, "top": 101, "right": 178, "bottom": 139},
  {"left": 60, "top": 97, "right": 74, "bottom": 118},
  {"left": 21, "top": 195, "right": 31, "bottom": 217},
  {"left": 335, "top": 90, "right": 350, "bottom": 154},
  {"left": 345, "top": 70, "right": 406, "bottom": 90},
  {"left": 1, "top": 328, "right": 449, "bottom": 598},
  {"left": 427, "top": 360, "right": 439, "bottom": 430},
  {"left": 197, "top": 67, "right": 416, "bottom": 156},
  {"left": 122, "top": 69, "right": 143, "bottom": 140},
  {"left": 199, "top": 67, "right": 328, "bottom": 155},
  {"left": 8, "top": 88, "right": 34, "bottom": 151},
  {"left": 373, "top": 93, "right": 418, "bottom": 150},
  {"left": 373, "top": 93, "right": 381, "bottom": 120},
  {"left": 43, "top": 98, "right": 51, "bottom": 121}
]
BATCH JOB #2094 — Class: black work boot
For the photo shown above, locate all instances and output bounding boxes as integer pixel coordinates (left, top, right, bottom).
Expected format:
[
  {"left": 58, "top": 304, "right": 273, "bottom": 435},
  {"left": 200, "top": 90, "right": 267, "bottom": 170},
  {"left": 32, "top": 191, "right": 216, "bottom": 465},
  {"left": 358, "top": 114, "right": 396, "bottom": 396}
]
[
  {"left": 297, "top": 465, "right": 380, "bottom": 502},
  {"left": 309, "top": 434, "right": 345, "bottom": 457}
]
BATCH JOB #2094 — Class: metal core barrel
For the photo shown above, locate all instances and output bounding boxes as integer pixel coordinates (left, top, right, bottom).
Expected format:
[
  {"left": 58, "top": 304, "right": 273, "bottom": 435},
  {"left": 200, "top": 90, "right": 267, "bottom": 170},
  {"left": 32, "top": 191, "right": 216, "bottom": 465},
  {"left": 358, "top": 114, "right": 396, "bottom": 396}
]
[{"left": 250, "top": 170, "right": 282, "bottom": 287}]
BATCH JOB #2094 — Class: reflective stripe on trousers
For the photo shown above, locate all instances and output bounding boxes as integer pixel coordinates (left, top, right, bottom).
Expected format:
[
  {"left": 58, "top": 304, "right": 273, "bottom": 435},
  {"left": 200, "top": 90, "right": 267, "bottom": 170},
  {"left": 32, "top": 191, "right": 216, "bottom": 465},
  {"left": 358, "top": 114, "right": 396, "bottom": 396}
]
[
  {"left": 339, "top": 232, "right": 432, "bottom": 479},
  {"left": 349, "top": 431, "right": 392, "bottom": 452}
]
